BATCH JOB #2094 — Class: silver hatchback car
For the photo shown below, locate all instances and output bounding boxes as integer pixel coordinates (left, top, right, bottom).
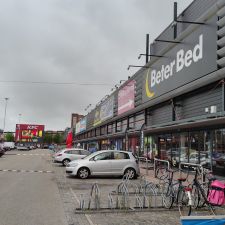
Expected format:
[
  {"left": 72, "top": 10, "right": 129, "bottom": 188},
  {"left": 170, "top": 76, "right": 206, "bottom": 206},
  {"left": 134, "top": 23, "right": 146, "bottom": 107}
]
[{"left": 66, "top": 150, "right": 140, "bottom": 179}]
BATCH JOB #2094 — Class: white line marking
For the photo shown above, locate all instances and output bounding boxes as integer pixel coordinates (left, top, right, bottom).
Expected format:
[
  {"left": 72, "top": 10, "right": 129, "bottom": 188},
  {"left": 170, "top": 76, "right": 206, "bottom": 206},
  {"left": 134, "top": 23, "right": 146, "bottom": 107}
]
[
  {"left": 85, "top": 215, "right": 95, "bottom": 225},
  {"left": 69, "top": 187, "right": 96, "bottom": 225},
  {"left": 3, "top": 169, "right": 7, "bottom": 172},
  {"left": 12, "top": 170, "right": 17, "bottom": 172}
]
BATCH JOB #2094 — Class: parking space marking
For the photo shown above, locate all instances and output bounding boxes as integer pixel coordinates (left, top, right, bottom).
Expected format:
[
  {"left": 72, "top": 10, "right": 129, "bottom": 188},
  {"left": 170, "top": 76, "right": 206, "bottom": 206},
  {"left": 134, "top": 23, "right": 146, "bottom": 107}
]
[
  {"left": 0, "top": 169, "right": 54, "bottom": 173},
  {"left": 16, "top": 153, "right": 50, "bottom": 156},
  {"left": 69, "top": 187, "right": 96, "bottom": 225}
]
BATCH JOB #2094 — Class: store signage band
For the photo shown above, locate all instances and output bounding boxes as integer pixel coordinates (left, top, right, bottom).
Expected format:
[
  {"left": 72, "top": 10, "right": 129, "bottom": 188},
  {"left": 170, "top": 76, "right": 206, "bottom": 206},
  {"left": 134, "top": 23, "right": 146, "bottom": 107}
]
[
  {"left": 146, "top": 34, "right": 203, "bottom": 98},
  {"left": 143, "top": 16, "right": 217, "bottom": 103}
]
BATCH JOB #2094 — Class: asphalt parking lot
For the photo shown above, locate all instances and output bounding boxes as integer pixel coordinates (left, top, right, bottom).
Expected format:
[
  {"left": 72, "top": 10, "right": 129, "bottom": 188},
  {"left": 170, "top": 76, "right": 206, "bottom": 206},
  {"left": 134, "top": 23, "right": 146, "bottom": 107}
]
[{"left": 0, "top": 149, "right": 183, "bottom": 225}]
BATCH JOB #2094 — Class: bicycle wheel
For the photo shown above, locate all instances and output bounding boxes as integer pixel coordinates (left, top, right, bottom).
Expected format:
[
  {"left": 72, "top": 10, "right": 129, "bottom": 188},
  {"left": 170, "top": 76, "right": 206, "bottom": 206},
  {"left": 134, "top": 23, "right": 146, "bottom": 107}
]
[
  {"left": 162, "top": 182, "right": 174, "bottom": 209},
  {"left": 177, "top": 189, "right": 192, "bottom": 216},
  {"left": 191, "top": 185, "right": 200, "bottom": 209}
]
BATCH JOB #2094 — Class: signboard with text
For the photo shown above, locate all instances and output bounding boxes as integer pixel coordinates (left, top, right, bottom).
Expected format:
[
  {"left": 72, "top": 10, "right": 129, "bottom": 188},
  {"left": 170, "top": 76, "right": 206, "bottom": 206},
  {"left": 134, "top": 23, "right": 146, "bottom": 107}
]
[
  {"left": 118, "top": 80, "right": 135, "bottom": 115},
  {"left": 93, "top": 96, "right": 114, "bottom": 126},
  {"left": 143, "top": 16, "right": 217, "bottom": 103},
  {"left": 15, "top": 124, "right": 45, "bottom": 143}
]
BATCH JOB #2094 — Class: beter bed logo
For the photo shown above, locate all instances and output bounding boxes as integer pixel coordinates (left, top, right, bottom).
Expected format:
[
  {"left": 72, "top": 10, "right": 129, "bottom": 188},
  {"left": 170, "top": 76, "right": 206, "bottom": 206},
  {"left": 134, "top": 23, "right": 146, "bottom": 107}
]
[{"left": 145, "top": 34, "right": 203, "bottom": 98}]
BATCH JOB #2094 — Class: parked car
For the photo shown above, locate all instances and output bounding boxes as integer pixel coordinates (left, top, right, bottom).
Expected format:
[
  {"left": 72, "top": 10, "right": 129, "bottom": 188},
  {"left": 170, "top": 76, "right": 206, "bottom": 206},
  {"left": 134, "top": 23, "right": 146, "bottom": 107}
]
[
  {"left": 66, "top": 150, "right": 140, "bottom": 179},
  {"left": 3, "top": 142, "right": 15, "bottom": 151},
  {"left": 54, "top": 148, "right": 90, "bottom": 166},
  {"left": 16, "top": 144, "right": 30, "bottom": 151}
]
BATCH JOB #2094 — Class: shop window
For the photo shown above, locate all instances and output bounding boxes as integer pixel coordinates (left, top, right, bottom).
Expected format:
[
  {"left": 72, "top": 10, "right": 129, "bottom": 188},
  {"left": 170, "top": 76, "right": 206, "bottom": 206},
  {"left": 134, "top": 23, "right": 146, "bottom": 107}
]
[
  {"left": 100, "top": 126, "right": 106, "bottom": 135},
  {"left": 179, "top": 133, "right": 189, "bottom": 164},
  {"left": 107, "top": 124, "right": 113, "bottom": 134},
  {"left": 212, "top": 129, "right": 225, "bottom": 175},
  {"left": 134, "top": 113, "right": 145, "bottom": 130},
  {"left": 116, "top": 121, "right": 122, "bottom": 132},
  {"left": 144, "top": 136, "right": 158, "bottom": 160},
  {"left": 122, "top": 119, "right": 127, "bottom": 132},
  {"left": 158, "top": 134, "right": 172, "bottom": 161},
  {"left": 96, "top": 128, "right": 100, "bottom": 136},
  {"left": 128, "top": 116, "right": 135, "bottom": 129}
]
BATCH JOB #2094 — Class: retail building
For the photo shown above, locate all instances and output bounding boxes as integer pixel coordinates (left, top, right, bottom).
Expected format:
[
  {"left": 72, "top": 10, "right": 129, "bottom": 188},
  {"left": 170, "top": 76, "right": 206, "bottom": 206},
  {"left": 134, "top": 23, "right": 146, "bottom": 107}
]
[{"left": 75, "top": 0, "right": 225, "bottom": 176}]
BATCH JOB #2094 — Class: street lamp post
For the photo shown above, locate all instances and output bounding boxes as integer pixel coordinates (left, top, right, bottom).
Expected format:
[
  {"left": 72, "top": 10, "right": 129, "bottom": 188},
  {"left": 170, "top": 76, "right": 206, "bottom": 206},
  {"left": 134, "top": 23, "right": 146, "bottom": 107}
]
[
  {"left": 3, "top": 98, "right": 9, "bottom": 131},
  {"left": 18, "top": 114, "right": 22, "bottom": 124}
]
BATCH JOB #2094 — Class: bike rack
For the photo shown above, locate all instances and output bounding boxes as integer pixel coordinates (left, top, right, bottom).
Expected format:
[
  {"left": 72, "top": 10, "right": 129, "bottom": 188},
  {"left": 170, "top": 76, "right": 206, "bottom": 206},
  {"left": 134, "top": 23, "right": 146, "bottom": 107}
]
[
  {"left": 154, "top": 158, "right": 170, "bottom": 178},
  {"left": 88, "top": 183, "right": 101, "bottom": 210}
]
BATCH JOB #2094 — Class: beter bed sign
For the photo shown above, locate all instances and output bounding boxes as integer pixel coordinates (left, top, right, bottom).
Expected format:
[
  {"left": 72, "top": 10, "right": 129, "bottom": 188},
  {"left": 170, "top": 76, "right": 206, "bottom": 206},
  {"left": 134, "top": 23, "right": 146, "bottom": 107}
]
[{"left": 143, "top": 15, "right": 217, "bottom": 102}]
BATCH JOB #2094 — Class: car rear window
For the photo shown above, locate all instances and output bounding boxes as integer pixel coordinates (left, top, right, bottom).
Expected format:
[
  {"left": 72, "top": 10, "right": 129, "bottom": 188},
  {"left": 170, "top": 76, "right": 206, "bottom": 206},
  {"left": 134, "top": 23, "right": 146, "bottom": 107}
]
[{"left": 114, "top": 152, "right": 130, "bottom": 160}]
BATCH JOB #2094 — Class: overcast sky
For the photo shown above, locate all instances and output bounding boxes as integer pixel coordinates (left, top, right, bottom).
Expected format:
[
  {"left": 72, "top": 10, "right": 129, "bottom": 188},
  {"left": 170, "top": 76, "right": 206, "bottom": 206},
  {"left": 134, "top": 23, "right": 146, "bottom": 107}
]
[{"left": 0, "top": 0, "right": 193, "bottom": 132}]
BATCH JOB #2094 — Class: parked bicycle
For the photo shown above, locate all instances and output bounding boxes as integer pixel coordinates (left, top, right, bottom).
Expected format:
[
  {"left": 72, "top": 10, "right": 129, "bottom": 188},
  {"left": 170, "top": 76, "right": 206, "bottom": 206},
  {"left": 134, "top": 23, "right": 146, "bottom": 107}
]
[{"left": 161, "top": 168, "right": 192, "bottom": 216}]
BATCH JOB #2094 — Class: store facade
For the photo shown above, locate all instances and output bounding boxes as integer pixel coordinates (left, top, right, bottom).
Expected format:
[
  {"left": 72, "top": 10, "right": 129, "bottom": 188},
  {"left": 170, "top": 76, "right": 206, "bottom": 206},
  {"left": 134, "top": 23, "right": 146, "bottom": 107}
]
[{"left": 75, "top": 0, "right": 225, "bottom": 176}]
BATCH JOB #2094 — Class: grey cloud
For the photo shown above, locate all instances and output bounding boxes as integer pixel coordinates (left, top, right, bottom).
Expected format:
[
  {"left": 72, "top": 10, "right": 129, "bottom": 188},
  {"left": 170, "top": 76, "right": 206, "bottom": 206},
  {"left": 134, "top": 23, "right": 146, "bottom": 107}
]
[{"left": 0, "top": 0, "right": 193, "bottom": 131}]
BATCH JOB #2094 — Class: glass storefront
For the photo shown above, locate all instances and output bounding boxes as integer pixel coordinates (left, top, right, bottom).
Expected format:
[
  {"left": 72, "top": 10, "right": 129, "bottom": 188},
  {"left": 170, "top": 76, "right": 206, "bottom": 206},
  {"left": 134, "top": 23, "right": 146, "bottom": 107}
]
[
  {"left": 145, "top": 128, "right": 225, "bottom": 175},
  {"left": 212, "top": 129, "right": 225, "bottom": 175}
]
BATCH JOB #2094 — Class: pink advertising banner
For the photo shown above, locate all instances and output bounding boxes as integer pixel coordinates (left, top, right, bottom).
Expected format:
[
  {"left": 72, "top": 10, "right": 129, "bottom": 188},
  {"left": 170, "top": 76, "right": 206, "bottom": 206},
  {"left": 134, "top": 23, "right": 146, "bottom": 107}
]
[{"left": 118, "top": 80, "right": 135, "bottom": 115}]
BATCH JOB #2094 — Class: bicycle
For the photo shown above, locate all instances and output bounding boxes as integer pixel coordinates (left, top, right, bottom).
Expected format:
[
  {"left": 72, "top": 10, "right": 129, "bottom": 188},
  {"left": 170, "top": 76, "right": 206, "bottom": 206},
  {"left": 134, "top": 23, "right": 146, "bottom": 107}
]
[
  {"left": 191, "top": 167, "right": 216, "bottom": 215},
  {"left": 161, "top": 168, "right": 192, "bottom": 216}
]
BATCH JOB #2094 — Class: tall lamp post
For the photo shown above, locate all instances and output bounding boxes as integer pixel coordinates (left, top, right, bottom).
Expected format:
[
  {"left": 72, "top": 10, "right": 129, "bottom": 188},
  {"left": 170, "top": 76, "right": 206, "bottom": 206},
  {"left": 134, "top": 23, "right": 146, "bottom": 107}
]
[
  {"left": 18, "top": 114, "right": 22, "bottom": 124},
  {"left": 3, "top": 98, "right": 9, "bottom": 131}
]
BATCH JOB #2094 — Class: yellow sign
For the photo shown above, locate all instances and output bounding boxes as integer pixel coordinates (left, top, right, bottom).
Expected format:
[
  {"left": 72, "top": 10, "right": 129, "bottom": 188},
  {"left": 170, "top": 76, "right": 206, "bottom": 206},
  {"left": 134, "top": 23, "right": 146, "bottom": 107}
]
[{"left": 145, "top": 68, "right": 155, "bottom": 98}]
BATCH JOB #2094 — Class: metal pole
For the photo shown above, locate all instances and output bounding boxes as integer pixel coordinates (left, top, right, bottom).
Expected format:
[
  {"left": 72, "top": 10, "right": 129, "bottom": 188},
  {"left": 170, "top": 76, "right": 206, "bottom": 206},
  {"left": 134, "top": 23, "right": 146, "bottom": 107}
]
[
  {"left": 146, "top": 34, "right": 149, "bottom": 64},
  {"left": 3, "top": 98, "right": 9, "bottom": 131},
  {"left": 173, "top": 2, "right": 178, "bottom": 39},
  {"left": 18, "top": 114, "right": 22, "bottom": 124}
]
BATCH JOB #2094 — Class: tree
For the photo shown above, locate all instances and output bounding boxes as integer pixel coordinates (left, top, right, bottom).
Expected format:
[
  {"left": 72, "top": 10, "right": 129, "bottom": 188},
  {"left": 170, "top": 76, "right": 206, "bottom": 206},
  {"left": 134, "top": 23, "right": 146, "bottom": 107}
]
[
  {"left": 43, "top": 133, "right": 53, "bottom": 144},
  {"left": 53, "top": 133, "right": 63, "bottom": 144},
  {"left": 5, "top": 133, "right": 14, "bottom": 142}
]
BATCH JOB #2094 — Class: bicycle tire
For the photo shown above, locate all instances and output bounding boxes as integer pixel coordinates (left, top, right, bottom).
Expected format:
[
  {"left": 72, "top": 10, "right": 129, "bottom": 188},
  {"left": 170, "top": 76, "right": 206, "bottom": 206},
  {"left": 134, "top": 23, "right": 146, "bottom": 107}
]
[
  {"left": 177, "top": 189, "right": 192, "bottom": 216},
  {"left": 162, "top": 182, "right": 174, "bottom": 209},
  {"left": 191, "top": 185, "right": 200, "bottom": 209}
]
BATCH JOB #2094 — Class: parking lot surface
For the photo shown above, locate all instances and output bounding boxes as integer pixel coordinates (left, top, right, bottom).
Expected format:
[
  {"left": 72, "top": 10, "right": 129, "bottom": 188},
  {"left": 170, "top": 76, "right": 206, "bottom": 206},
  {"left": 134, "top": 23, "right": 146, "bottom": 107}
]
[{"left": 0, "top": 149, "right": 182, "bottom": 225}]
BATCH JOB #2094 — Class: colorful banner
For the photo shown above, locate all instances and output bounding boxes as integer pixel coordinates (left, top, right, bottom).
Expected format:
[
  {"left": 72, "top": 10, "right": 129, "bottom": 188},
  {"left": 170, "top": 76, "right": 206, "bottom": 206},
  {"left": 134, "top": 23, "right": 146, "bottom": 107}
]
[
  {"left": 118, "top": 80, "right": 135, "bottom": 115},
  {"left": 15, "top": 124, "right": 45, "bottom": 143},
  {"left": 93, "top": 107, "right": 101, "bottom": 126},
  {"left": 100, "top": 96, "right": 114, "bottom": 121},
  {"left": 93, "top": 96, "right": 114, "bottom": 126},
  {"left": 75, "top": 117, "right": 87, "bottom": 134},
  {"left": 80, "top": 117, "right": 87, "bottom": 132}
]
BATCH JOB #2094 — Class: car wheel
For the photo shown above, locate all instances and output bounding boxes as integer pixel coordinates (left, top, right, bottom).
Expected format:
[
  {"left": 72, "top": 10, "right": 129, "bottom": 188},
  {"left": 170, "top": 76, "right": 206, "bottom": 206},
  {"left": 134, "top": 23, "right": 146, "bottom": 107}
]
[
  {"left": 124, "top": 168, "right": 136, "bottom": 179},
  {"left": 62, "top": 159, "right": 70, "bottom": 166},
  {"left": 78, "top": 167, "right": 89, "bottom": 179}
]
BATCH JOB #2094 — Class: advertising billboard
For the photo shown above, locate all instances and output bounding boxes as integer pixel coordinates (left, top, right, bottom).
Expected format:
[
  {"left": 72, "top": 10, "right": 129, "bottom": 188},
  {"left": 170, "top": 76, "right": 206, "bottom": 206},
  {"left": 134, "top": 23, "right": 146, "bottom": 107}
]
[
  {"left": 15, "top": 124, "right": 45, "bottom": 143},
  {"left": 75, "top": 117, "right": 87, "bottom": 134},
  {"left": 143, "top": 16, "right": 217, "bottom": 103},
  {"left": 93, "top": 96, "right": 114, "bottom": 126},
  {"left": 100, "top": 96, "right": 114, "bottom": 121},
  {"left": 118, "top": 80, "right": 135, "bottom": 115}
]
